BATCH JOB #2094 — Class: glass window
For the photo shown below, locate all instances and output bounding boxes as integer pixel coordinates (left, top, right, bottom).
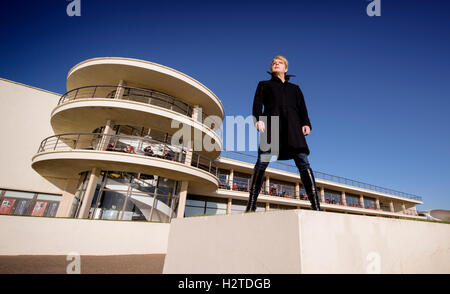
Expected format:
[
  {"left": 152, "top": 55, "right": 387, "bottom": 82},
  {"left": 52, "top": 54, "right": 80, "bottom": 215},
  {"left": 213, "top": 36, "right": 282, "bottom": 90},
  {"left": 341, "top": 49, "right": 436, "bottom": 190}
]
[
  {"left": 364, "top": 197, "right": 376, "bottom": 209},
  {"left": 231, "top": 199, "right": 264, "bottom": 214},
  {"left": 185, "top": 195, "right": 229, "bottom": 217},
  {"left": 31, "top": 201, "right": 48, "bottom": 216},
  {"left": 205, "top": 199, "right": 227, "bottom": 215},
  {"left": 104, "top": 171, "right": 134, "bottom": 190},
  {"left": 206, "top": 201, "right": 227, "bottom": 210},
  {"left": 186, "top": 199, "right": 205, "bottom": 207},
  {"left": 157, "top": 177, "right": 176, "bottom": 196},
  {"left": 185, "top": 206, "right": 205, "bottom": 217},
  {"left": 122, "top": 193, "right": 147, "bottom": 221},
  {"left": 79, "top": 170, "right": 180, "bottom": 222},
  {"left": 218, "top": 174, "right": 230, "bottom": 188},
  {"left": 270, "top": 203, "right": 295, "bottom": 210},
  {"left": 231, "top": 199, "right": 247, "bottom": 214},
  {"left": 205, "top": 208, "right": 226, "bottom": 215},
  {"left": 4, "top": 190, "right": 35, "bottom": 199},
  {"left": 12, "top": 199, "right": 31, "bottom": 215},
  {"left": 346, "top": 193, "right": 360, "bottom": 207},
  {"left": 0, "top": 198, "right": 16, "bottom": 215},
  {"left": 324, "top": 189, "right": 341, "bottom": 204},
  {"left": 232, "top": 176, "right": 250, "bottom": 191},
  {"left": 379, "top": 202, "right": 390, "bottom": 212},
  {"left": 269, "top": 179, "right": 295, "bottom": 198},
  {"left": 99, "top": 190, "right": 126, "bottom": 220},
  {"left": 37, "top": 193, "right": 61, "bottom": 201},
  {"left": 44, "top": 202, "right": 59, "bottom": 217},
  {"left": 132, "top": 174, "right": 156, "bottom": 194}
]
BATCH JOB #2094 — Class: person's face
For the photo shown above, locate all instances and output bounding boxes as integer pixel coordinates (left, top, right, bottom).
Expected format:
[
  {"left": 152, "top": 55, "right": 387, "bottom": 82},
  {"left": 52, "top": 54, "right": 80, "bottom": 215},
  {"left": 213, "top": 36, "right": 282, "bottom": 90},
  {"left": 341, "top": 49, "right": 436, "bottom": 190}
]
[{"left": 271, "top": 59, "right": 287, "bottom": 75}]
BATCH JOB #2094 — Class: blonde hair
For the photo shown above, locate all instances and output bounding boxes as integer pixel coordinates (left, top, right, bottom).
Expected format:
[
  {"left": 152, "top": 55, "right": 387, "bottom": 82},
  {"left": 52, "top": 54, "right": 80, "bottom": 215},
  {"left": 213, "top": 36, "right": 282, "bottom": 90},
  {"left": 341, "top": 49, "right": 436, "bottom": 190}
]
[{"left": 270, "top": 55, "right": 289, "bottom": 71}]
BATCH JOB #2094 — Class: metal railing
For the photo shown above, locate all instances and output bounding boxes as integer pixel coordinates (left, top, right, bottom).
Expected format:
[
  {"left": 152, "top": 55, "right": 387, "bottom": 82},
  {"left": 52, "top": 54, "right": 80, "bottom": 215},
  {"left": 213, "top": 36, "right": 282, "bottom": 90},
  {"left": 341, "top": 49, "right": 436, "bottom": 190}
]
[
  {"left": 58, "top": 85, "right": 211, "bottom": 123},
  {"left": 218, "top": 178, "right": 307, "bottom": 200},
  {"left": 216, "top": 178, "right": 414, "bottom": 213},
  {"left": 218, "top": 151, "right": 423, "bottom": 202},
  {"left": 37, "top": 133, "right": 218, "bottom": 178},
  {"left": 190, "top": 153, "right": 219, "bottom": 177}
]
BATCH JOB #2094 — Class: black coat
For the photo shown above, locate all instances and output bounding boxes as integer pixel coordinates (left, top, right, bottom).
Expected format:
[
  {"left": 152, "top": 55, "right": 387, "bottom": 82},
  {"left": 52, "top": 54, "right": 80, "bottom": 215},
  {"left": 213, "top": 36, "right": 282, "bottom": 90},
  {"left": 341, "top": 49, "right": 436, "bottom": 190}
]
[{"left": 252, "top": 72, "right": 312, "bottom": 160}]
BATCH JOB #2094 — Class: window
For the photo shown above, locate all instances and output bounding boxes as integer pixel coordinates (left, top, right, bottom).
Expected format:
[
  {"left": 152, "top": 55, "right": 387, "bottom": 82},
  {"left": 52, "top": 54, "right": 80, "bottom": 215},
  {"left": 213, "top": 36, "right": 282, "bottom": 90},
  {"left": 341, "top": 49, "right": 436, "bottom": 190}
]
[
  {"left": 324, "top": 189, "right": 341, "bottom": 205},
  {"left": 232, "top": 172, "right": 251, "bottom": 192},
  {"left": 269, "top": 179, "right": 295, "bottom": 198},
  {"left": 270, "top": 203, "right": 296, "bottom": 210},
  {"left": 364, "top": 197, "right": 376, "bottom": 209},
  {"left": 218, "top": 169, "right": 230, "bottom": 189},
  {"left": 346, "top": 193, "right": 361, "bottom": 207},
  {"left": 0, "top": 189, "right": 61, "bottom": 217},
  {"left": 185, "top": 195, "right": 228, "bottom": 217},
  {"left": 231, "top": 199, "right": 265, "bottom": 214},
  {"left": 78, "top": 171, "right": 179, "bottom": 222}
]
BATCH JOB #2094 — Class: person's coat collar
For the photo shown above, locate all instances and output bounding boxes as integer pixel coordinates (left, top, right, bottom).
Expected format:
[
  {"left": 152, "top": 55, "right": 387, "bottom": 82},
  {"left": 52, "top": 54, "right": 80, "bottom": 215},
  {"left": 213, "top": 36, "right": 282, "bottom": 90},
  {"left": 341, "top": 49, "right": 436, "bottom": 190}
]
[{"left": 267, "top": 71, "right": 296, "bottom": 83}]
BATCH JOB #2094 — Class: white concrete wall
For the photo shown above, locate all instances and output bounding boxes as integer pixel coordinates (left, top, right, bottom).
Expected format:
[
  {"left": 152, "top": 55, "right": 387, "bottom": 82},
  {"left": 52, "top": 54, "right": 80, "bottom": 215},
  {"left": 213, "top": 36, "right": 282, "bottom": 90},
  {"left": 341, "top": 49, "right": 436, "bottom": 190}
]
[
  {"left": 0, "top": 215, "right": 170, "bottom": 255},
  {"left": 0, "top": 78, "right": 62, "bottom": 194},
  {"left": 163, "top": 210, "right": 450, "bottom": 274}
]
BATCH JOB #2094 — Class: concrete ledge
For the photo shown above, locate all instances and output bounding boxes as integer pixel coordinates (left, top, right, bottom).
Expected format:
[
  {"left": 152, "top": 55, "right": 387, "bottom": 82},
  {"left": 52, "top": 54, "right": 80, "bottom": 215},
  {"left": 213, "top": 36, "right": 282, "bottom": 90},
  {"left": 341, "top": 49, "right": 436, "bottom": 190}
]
[
  {"left": 0, "top": 215, "right": 170, "bottom": 256},
  {"left": 163, "top": 210, "right": 450, "bottom": 274}
]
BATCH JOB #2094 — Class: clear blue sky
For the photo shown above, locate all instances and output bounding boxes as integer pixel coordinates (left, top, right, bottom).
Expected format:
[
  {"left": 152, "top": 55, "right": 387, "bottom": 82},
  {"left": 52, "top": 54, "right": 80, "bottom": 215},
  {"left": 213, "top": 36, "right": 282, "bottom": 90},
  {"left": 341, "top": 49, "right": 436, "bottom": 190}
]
[{"left": 1, "top": 0, "right": 449, "bottom": 211}]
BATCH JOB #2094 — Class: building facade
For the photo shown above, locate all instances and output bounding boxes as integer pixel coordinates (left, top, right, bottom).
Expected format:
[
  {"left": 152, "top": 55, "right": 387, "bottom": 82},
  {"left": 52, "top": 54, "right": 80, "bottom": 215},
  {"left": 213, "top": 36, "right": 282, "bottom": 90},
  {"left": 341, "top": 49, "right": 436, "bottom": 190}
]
[{"left": 0, "top": 57, "right": 424, "bottom": 222}]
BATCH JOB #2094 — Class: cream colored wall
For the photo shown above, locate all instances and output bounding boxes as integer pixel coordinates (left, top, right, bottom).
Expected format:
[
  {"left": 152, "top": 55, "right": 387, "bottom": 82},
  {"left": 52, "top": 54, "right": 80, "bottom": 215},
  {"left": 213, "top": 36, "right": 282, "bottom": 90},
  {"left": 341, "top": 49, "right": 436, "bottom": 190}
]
[
  {"left": 0, "top": 215, "right": 170, "bottom": 255},
  {"left": 163, "top": 209, "right": 450, "bottom": 274},
  {"left": 0, "top": 78, "right": 62, "bottom": 194}
]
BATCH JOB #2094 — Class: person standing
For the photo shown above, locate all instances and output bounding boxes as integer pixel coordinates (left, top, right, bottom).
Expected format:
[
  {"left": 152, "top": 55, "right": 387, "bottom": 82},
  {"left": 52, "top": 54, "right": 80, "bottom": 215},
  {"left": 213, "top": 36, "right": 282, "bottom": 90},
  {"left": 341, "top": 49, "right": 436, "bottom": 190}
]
[{"left": 245, "top": 55, "right": 321, "bottom": 212}]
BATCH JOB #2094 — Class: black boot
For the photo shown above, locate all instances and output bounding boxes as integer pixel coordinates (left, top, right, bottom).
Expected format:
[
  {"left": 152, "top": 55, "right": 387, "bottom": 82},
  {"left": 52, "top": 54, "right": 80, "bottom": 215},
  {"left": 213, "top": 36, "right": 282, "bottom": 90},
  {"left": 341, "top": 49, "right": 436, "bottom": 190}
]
[
  {"left": 245, "top": 168, "right": 266, "bottom": 212},
  {"left": 300, "top": 167, "right": 322, "bottom": 211}
]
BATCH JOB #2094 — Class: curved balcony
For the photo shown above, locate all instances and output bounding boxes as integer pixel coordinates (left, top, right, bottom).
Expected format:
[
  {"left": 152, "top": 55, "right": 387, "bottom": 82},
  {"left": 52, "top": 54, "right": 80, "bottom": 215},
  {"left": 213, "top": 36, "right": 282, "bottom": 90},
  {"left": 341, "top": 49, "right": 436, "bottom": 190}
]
[
  {"left": 66, "top": 57, "right": 224, "bottom": 119},
  {"left": 51, "top": 85, "right": 222, "bottom": 159},
  {"left": 32, "top": 133, "right": 219, "bottom": 190},
  {"left": 58, "top": 85, "right": 213, "bottom": 123}
]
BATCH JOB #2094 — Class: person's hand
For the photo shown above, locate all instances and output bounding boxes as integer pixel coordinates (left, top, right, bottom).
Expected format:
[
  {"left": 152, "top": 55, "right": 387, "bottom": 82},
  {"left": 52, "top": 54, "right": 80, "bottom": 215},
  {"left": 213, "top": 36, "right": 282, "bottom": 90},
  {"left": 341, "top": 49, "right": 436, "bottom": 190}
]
[
  {"left": 255, "top": 121, "right": 265, "bottom": 133},
  {"left": 302, "top": 125, "right": 311, "bottom": 136}
]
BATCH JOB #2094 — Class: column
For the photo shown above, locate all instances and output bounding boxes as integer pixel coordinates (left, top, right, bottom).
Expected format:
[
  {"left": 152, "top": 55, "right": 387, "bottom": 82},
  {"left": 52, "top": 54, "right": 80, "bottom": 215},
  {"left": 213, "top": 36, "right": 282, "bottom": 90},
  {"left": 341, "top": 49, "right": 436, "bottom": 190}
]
[
  {"left": 320, "top": 187, "right": 325, "bottom": 203},
  {"left": 389, "top": 201, "right": 395, "bottom": 213},
  {"left": 227, "top": 198, "right": 232, "bottom": 215},
  {"left": 176, "top": 181, "right": 189, "bottom": 218},
  {"left": 192, "top": 105, "right": 201, "bottom": 121},
  {"left": 114, "top": 80, "right": 126, "bottom": 100},
  {"left": 98, "top": 119, "right": 115, "bottom": 150},
  {"left": 265, "top": 202, "right": 270, "bottom": 212},
  {"left": 77, "top": 168, "right": 100, "bottom": 219},
  {"left": 401, "top": 203, "right": 406, "bottom": 214},
  {"left": 265, "top": 175, "right": 270, "bottom": 195},
  {"left": 375, "top": 198, "right": 380, "bottom": 210},
  {"left": 341, "top": 191, "right": 346, "bottom": 206},
  {"left": 295, "top": 182, "right": 300, "bottom": 199},
  {"left": 229, "top": 169, "right": 234, "bottom": 190},
  {"left": 360, "top": 194, "right": 365, "bottom": 208},
  {"left": 55, "top": 178, "right": 80, "bottom": 217},
  {"left": 185, "top": 106, "right": 203, "bottom": 166},
  {"left": 184, "top": 140, "right": 194, "bottom": 166},
  {"left": 192, "top": 105, "right": 203, "bottom": 152}
]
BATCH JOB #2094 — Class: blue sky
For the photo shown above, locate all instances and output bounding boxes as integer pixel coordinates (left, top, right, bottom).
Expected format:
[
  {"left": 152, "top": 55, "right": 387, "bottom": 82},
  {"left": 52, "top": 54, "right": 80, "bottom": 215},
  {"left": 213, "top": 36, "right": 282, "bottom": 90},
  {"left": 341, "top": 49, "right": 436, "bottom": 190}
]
[{"left": 1, "top": 0, "right": 449, "bottom": 211}]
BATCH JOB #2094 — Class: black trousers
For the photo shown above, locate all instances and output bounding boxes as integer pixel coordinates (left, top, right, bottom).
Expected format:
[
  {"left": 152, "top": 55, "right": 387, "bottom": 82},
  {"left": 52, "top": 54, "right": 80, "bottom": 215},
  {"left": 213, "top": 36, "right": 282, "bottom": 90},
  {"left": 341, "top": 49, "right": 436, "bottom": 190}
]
[{"left": 254, "top": 151, "right": 311, "bottom": 173}]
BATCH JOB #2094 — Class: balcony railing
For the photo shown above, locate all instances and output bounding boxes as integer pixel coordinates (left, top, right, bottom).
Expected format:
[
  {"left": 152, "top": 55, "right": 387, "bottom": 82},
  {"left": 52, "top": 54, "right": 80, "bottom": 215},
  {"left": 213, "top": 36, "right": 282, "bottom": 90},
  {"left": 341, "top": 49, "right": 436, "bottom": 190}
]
[
  {"left": 218, "top": 178, "right": 306, "bottom": 200},
  {"left": 36, "top": 133, "right": 218, "bottom": 178},
  {"left": 58, "top": 85, "right": 211, "bottom": 123},
  {"left": 190, "top": 153, "right": 219, "bottom": 177},
  {"left": 219, "top": 151, "right": 423, "bottom": 202},
  {"left": 216, "top": 179, "right": 419, "bottom": 215}
]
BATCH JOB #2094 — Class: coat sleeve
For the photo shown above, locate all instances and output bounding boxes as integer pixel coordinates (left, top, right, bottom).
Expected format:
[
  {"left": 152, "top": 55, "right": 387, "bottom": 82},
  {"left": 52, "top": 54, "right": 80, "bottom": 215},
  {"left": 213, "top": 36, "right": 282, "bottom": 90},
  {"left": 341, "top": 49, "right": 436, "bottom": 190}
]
[
  {"left": 296, "top": 85, "right": 312, "bottom": 130},
  {"left": 252, "top": 81, "right": 264, "bottom": 125}
]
